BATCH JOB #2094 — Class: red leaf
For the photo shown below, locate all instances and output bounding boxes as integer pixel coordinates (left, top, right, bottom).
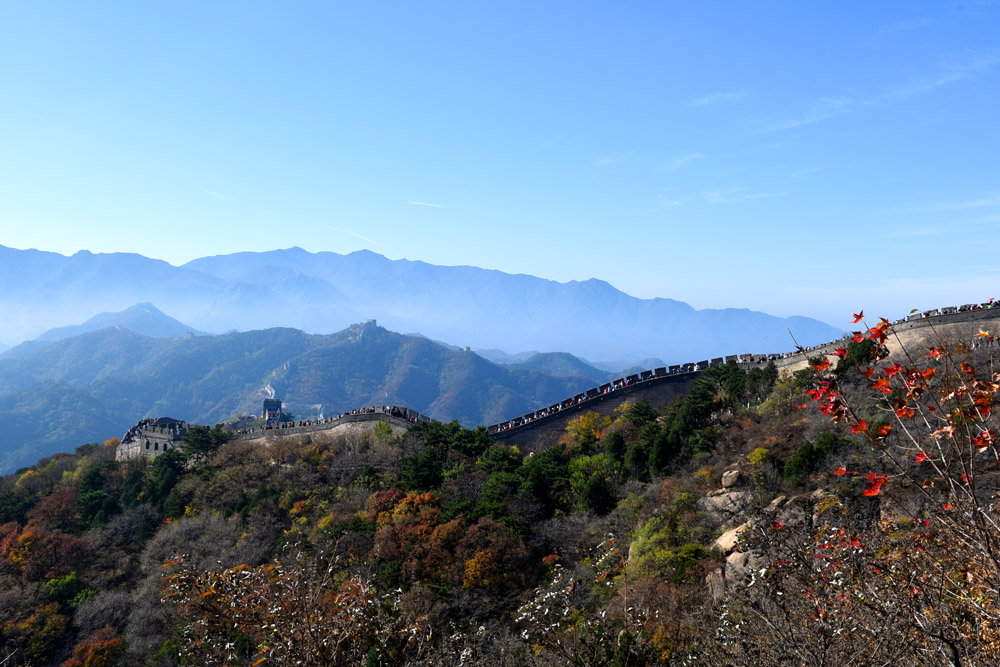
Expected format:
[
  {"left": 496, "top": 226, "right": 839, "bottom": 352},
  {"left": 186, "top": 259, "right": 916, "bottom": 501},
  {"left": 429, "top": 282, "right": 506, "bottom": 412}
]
[
  {"left": 851, "top": 420, "right": 867, "bottom": 434},
  {"left": 972, "top": 429, "right": 994, "bottom": 448},
  {"left": 914, "top": 452, "right": 928, "bottom": 463},
  {"left": 851, "top": 311, "right": 864, "bottom": 323}
]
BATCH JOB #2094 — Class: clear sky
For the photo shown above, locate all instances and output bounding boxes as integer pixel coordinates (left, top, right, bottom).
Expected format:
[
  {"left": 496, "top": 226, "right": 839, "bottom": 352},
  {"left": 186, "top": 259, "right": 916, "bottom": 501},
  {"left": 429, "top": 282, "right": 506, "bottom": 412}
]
[{"left": 1, "top": 2, "right": 998, "bottom": 327}]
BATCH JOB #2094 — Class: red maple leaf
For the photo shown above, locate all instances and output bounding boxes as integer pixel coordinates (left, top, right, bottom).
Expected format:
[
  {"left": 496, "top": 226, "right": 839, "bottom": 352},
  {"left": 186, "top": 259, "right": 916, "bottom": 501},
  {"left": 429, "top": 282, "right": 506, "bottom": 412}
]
[
  {"left": 851, "top": 311, "right": 864, "bottom": 323},
  {"left": 882, "top": 363, "right": 902, "bottom": 377},
  {"left": 863, "top": 471, "right": 888, "bottom": 496},
  {"left": 872, "top": 377, "right": 892, "bottom": 394},
  {"left": 914, "top": 452, "right": 928, "bottom": 463}
]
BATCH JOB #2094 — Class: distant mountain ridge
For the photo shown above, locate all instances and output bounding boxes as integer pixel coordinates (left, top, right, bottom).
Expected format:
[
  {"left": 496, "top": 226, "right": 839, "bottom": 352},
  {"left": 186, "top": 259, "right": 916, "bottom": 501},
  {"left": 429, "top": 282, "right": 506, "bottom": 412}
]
[
  {"left": 0, "top": 244, "right": 843, "bottom": 363},
  {"left": 35, "top": 302, "right": 204, "bottom": 342},
  {"left": 507, "top": 352, "right": 615, "bottom": 385}
]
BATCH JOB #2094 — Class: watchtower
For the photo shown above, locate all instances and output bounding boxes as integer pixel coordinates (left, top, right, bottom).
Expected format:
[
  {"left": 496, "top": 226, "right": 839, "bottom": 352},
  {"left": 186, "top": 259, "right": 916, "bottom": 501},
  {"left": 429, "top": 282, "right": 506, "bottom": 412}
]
[{"left": 263, "top": 398, "right": 283, "bottom": 425}]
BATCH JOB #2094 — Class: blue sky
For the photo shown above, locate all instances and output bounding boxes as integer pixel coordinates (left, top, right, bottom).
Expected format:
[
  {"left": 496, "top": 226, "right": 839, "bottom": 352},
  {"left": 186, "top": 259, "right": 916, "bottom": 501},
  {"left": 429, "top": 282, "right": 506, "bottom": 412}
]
[{"left": 1, "top": 1, "right": 998, "bottom": 327}]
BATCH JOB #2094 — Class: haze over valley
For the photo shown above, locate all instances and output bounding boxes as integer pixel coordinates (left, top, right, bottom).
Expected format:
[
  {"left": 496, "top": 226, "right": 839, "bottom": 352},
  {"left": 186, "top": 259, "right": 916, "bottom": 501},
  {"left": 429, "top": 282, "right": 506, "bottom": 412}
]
[{"left": 0, "top": 244, "right": 843, "bottom": 365}]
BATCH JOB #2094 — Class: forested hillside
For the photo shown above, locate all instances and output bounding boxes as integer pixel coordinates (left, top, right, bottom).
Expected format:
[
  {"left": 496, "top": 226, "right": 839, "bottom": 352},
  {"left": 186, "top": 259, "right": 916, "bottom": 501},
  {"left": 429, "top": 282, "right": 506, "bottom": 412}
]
[
  {"left": 0, "top": 322, "right": 591, "bottom": 474},
  {"left": 2, "top": 318, "right": 999, "bottom": 665}
]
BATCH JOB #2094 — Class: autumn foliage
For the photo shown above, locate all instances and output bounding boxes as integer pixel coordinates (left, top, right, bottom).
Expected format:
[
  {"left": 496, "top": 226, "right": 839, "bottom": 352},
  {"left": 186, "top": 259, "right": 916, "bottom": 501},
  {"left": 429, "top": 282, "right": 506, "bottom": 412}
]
[{"left": 706, "top": 311, "right": 1000, "bottom": 664}]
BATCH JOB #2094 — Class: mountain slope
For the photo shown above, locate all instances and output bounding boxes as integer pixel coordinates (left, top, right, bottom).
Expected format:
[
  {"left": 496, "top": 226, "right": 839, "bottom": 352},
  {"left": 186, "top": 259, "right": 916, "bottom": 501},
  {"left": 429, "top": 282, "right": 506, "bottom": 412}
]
[{"left": 0, "top": 322, "right": 591, "bottom": 474}]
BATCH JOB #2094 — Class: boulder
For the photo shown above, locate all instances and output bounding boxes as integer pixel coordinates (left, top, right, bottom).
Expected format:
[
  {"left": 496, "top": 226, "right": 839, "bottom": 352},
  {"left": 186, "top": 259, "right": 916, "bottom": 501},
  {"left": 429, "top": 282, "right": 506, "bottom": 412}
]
[
  {"left": 706, "top": 567, "right": 726, "bottom": 602},
  {"left": 698, "top": 490, "right": 752, "bottom": 524},
  {"left": 714, "top": 523, "right": 748, "bottom": 555},
  {"left": 725, "top": 551, "right": 751, "bottom": 581},
  {"left": 721, "top": 469, "right": 741, "bottom": 488}
]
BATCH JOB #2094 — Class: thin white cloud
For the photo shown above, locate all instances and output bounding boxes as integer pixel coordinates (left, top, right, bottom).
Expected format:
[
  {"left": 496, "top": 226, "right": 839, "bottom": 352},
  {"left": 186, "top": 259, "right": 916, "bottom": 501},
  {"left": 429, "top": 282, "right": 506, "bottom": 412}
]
[
  {"left": 408, "top": 201, "right": 444, "bottom": 208},
  {"left": 766, "top": 51, "right": 998, "bottom": 132},
  {"left": 594, "top": 156, "right": 619, "bottom": 166},
  {"left": 662, "top": 153, "right": 706, "bottom": 171},
  {"left": 324, "top": 225, "right": 395, "bottom": 252},
  {"left": 888, "top": 52, "right": 997, "bottom": 98},
  {"left": 767, "top": 97, "right": 853, "bottom": 132},
  {"left": 194, "top": 185, "right": 235, "bottom": 202},
  {"left": 689, "top": 90, "right": 749, "bottom": 106},
  {"left": 703, "top": 188, "right": 786, "bottom": 204}
]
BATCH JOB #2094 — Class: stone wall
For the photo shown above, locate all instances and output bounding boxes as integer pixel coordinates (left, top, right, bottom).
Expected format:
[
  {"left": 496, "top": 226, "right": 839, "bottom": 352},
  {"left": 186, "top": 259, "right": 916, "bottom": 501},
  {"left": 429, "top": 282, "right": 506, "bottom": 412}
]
[
  {"left": 234, "top": 412, "right": 414, "bottom": 446},
  {"left": 769, "top": 306, "right": 1000, "bottom": 376},
  {"left": 491, "top": 373, "right": 700, "bottom": 452}
]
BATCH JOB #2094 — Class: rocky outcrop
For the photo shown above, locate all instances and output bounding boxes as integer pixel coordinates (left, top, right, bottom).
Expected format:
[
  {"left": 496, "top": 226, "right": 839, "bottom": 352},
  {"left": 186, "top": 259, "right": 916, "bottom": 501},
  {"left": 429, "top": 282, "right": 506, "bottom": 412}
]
[
  {"left": 698, "top": 489, "right": 752, "bottom": 525},
  {"left": 706, "top": 487, "right": 850, "bottom": 601}
]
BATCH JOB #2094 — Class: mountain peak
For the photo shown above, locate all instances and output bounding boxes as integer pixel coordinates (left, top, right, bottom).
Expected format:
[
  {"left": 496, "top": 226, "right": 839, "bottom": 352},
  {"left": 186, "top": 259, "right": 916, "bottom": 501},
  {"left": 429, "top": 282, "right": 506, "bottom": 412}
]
[{"left": 35, "top": 303, "right": 204, "bottom": 343}]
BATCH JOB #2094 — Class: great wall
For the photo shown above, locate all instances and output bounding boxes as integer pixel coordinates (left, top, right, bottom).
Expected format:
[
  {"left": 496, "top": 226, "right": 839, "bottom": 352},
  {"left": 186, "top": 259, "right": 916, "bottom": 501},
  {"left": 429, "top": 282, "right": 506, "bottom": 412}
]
[{"left": 116, "top": 301, "right": 1000, "bottom": 460}]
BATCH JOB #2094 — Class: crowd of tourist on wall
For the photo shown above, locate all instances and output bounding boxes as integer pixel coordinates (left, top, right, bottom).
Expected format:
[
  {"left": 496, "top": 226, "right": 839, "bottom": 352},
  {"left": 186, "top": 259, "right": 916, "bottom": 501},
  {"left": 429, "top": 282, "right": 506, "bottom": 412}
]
[
  {"left": 120, "top": 418, "right": 158, "bottom": 445},
  {"left": 229, "top": 405, "right": 432, "bottom": 437}
]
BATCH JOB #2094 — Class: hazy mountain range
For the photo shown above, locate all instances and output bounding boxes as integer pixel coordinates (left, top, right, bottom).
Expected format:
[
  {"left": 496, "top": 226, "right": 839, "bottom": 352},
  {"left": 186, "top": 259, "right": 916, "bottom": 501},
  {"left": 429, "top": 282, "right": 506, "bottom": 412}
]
[{"left": 0, "top": 244, "right": 842, "bottom": 365}]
